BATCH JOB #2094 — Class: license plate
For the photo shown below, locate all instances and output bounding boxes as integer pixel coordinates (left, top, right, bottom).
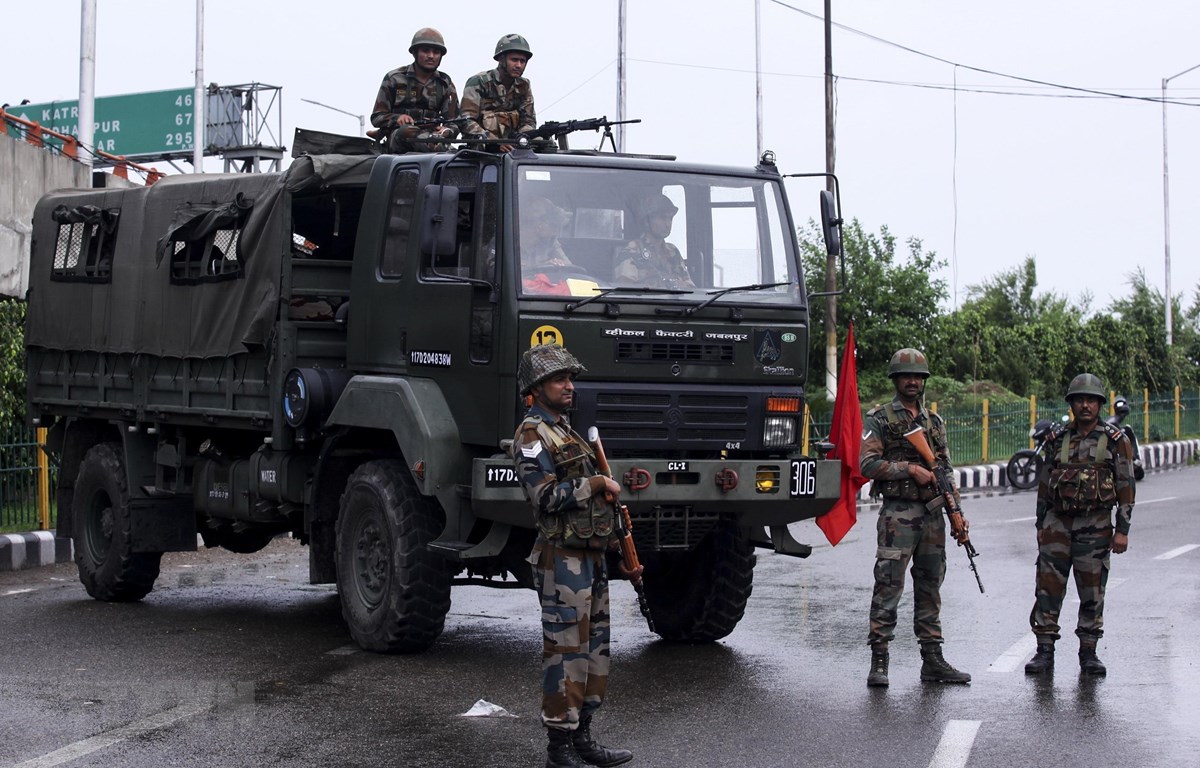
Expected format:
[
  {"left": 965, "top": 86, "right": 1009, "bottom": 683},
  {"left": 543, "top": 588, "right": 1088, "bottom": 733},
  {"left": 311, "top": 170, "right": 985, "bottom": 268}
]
[
  {"left": 483, "top": 464, "right": 520, "bottom": 488},
  {"left": 789, "top": 459, "right": 817, "bottom": 498}
]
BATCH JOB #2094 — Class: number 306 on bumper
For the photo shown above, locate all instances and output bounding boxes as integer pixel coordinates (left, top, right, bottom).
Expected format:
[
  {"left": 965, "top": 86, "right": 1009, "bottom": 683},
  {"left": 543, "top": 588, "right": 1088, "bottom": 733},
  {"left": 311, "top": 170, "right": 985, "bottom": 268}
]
[{"left": 789, "top": 459, "right": 817, "bottom": 497}]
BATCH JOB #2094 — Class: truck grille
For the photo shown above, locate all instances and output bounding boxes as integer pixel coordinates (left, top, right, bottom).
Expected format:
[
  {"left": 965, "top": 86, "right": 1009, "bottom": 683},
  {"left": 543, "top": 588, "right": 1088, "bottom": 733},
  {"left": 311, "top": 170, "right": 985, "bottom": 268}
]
[
  {"left": 629, "top": 506, "right": 719, "bottom": 550},
  {"left": 592, "top": 390, "right": 749, "bottom": 444},
  {"left": 616, "top": 341, "right": 734, "bottom": 363}
]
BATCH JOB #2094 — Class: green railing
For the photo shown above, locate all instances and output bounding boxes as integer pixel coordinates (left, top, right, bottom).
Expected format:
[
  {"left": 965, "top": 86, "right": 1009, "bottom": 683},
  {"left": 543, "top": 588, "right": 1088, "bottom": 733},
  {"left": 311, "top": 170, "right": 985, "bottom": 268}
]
[
  {"left": 0, "top": 425, "right": 55, "bottom": 533},
  {"left": 806, "top": 388, "right": 1200, "bottom": 466}
]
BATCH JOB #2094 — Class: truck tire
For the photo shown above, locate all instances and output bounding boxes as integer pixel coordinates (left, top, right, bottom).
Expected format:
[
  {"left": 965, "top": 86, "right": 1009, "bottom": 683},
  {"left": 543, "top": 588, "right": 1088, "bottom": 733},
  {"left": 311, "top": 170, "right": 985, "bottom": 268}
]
[
  {"left": 72, "top": 442, "right": 162, "bottom": 602},
  {"left": 1006, "top": 449, "right": 1041, "bottom": 490},
  {"left": 642, "top": 519, "right": 755, "bottom": 642},
  {"left": 335, "top": 460, "right": 451, "bottom": 653}
]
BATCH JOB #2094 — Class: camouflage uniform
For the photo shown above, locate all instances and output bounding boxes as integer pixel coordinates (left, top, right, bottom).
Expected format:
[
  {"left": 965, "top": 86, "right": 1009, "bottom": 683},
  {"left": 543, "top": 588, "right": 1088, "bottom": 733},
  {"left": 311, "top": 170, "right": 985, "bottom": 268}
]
[
  {"left": 370, "top": 65, "right": 459, "bottom": 153},
  {"left": 861, "top": 397, "right": 960, "bottom": 647},
  {"left": 613, "top": 236, "right": 694, "bottom": 288},
  {"left": 459, "top": 68, "right": 537, "bottom": 140},
  {"left": 512, "top": 402, "right": 619, "bottom": 732},
  {"left": 1030, "top": 421, "right": 1135, "bottom": 643}
]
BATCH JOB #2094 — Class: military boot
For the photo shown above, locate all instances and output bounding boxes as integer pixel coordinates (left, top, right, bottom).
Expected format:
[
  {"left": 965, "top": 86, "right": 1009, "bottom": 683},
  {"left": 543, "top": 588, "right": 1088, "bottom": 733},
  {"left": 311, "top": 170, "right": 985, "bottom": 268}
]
[
  {"left": 1079, "top": 645, "right": 1107, "bottom": 676},
  {"left": 571, "top": 715, "right": 633, "bottom": 767},
  {"left": 546, "top": 727, "right": 584, "bottom": 768},
  {"left": 1024, "top": 642, "right": 1055, "bottom": 675},
  {"left": 867, "top": 643, "right": 890, "bottom": 687},
  {"left": 920, "top": 643, "right": 972, "bottom": 683}
]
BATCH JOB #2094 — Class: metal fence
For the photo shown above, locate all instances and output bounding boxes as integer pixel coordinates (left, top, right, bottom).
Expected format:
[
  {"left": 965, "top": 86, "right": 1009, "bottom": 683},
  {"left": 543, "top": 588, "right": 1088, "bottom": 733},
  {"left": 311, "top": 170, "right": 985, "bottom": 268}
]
[
  {"left": 0, "top": 425, "right": 55, "bottom": 533},
  {"left": 807, "top": 388, "right": 1200, "bottom": 467}
]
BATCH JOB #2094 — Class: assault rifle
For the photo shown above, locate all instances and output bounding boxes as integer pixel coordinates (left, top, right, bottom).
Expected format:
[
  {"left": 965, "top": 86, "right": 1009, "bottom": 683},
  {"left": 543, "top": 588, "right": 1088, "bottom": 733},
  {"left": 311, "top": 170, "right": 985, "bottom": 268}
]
[
  {"left": 587, "top": 426, "right": 654, "bottom": 631},
  {"left": 904, "top": 427, "right": 986, "bottom": 594},
  {"left": 517, "top": 116, "right": 641, "bottom": 151}
]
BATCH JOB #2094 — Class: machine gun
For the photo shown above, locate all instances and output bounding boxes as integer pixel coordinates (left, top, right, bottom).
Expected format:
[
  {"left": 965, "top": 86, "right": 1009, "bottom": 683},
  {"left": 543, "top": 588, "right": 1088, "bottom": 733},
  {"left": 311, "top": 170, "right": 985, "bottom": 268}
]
[
  {"left": 518, "top": 116, "right": 641, "bottom": 151},
  {"left": 903, "top": 427, "right": 986, "bottom": 594},
  {"left": 587, "top": 426, "right": 654, "bottom": 631}
]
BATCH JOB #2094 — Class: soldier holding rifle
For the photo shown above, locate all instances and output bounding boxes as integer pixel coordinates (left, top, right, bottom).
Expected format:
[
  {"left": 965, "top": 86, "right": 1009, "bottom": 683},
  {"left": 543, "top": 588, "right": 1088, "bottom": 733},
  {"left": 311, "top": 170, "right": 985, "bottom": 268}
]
[
  {"left": 512, "top": 344, "right": 640, "bottom": 768},
  {"left": 859, "top": 348, "right": 973, "bottom": 688},
  {"left": 369, "top": 27, "right": 460, "bottom": 153}
]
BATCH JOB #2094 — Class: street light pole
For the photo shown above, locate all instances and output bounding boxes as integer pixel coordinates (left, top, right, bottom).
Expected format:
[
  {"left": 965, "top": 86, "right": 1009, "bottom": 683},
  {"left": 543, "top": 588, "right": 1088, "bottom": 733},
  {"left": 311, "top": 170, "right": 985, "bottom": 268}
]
[
  {"left": 301, "top": 98, "right": 366, "bottom": 136},
  {"left": 1161, "top": 62, "right": 1200, "bottom": 347}
]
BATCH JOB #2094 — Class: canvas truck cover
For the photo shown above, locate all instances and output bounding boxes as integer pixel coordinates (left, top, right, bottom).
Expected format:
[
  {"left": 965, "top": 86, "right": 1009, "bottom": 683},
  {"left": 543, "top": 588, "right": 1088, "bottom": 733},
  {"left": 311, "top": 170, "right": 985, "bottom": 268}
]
[{"left": 25, "top": 155, "right": 375, "bottom": 360}]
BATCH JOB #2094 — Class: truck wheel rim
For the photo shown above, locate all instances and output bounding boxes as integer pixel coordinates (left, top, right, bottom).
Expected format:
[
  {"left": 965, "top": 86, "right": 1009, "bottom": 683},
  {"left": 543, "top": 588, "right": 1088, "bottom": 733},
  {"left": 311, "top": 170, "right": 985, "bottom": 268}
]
[
  {"left": 86, "top": 493, "right": 114, "bottom": 561},
  {"left": 352, "top": 517, "right": 389, "bottom": 609}
]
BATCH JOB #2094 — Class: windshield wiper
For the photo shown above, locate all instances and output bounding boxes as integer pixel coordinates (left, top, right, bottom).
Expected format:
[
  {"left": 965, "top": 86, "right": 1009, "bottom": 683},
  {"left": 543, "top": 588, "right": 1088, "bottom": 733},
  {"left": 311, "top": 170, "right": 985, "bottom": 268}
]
[
  {"left": 684, "top": 282, "right": 793, "bottom": 315},
  {"left": 564, "top": 285, "right": 691, "bottom": 312}
]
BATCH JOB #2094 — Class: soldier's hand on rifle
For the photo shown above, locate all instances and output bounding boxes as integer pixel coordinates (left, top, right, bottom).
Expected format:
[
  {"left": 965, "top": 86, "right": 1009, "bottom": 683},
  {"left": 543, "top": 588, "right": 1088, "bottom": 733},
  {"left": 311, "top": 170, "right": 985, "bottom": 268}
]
[
  {"left": 908, "top": 463, "right": 936, "bottom": 486},
  {"left": 615, "top": 556, "right": 644, "bottom": 585},
  {"left": 950, "top": 514, "right": 971, "bottom": 545},
  {"left": 602, "top": 476, "right": 622, "bottom": 498}
]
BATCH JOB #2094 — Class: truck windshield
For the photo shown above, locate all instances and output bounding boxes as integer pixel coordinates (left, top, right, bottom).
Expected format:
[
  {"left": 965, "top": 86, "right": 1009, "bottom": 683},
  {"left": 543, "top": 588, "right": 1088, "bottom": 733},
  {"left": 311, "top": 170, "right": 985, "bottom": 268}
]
[{"left": 515, "top": 166, "right": 800, "bottom": 304}]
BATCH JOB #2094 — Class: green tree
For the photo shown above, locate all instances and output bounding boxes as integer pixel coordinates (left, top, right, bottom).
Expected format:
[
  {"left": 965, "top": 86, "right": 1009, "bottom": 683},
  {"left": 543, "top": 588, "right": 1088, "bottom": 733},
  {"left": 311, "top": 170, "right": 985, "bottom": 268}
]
[
  {"left": 0, "top": 298, "right": 26, "bottom": 431},
  {"left": 799, "top": 219, "right": 949, "bottom": 397}
]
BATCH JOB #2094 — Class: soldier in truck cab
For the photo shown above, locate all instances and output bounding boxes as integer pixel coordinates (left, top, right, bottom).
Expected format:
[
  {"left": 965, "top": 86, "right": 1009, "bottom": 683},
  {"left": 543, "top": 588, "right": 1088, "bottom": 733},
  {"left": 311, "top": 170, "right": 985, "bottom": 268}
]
[
  {"left": 460, "top": 34, "right": 537, "bottom": 153},
  {"left": 520, "top": 197, "right": 572, "bottom": 269},
  {"left": 370, "top": 27, "right": 459, "bottom": 153},
  {"left": 613, "top": 193, "right": 694, "bottom": 289}
]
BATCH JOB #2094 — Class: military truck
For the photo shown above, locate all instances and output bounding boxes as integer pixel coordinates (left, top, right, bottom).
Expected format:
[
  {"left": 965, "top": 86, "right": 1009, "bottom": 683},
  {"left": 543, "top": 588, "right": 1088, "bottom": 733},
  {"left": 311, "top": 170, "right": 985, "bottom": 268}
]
[{"left": 25, "top": 130, "right": 846, "bottom": 653}]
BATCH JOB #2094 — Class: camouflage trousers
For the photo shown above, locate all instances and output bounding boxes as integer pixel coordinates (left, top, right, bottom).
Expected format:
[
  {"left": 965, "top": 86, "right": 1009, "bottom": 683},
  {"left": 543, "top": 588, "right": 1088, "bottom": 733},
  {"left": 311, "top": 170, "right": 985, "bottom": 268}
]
[
  {"left": 867, "top": 498, "right": 947, "bottom": 646},
  {"left": 1030, "top": 508, "right": 1112, "bottom": 643},
  {"left": 529, "top": 539, "right": 611, "bottom": 730}
]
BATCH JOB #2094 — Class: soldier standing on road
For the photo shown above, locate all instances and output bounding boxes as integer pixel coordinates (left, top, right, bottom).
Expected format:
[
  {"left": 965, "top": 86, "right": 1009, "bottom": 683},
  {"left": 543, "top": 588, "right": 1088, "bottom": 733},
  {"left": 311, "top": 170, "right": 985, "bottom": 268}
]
[
  {"left": 860, "top": 348, "right": 973, "bottom": 688},
  {"left": 370, "top": 27, "right": 459, "bottom": 153},
  {"left": 460, "top": 34, "right": 537, "bottom": 152},
  {"left": 1024, "top": 373, "right": 1135, "bottom": 677},
  {"left": 512, "top": 344, "right": 639, "bottom": 768},
  {"left": 613, "top": 193, "right": 695, "bottom": 289}
]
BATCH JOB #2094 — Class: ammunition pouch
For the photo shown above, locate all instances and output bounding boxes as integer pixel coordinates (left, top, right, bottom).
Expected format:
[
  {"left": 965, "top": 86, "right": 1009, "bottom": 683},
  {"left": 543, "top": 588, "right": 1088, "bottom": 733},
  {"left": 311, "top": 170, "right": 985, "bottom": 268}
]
[
  {"left": 1049, "top": 464, "right": 1116, "bottom": 515},
  {"left": 482, "top": 110, "right": 519, "bottom": 137},
  {"left": 875, "top": 478, "right": 938, "bottom": 502}
]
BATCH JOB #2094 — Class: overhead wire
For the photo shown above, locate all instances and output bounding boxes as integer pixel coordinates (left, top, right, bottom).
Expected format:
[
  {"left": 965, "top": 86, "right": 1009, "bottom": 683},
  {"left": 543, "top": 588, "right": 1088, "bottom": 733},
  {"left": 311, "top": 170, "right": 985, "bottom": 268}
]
[{"left": 766, "top": 0, "right": 1200, "bottom": 107}]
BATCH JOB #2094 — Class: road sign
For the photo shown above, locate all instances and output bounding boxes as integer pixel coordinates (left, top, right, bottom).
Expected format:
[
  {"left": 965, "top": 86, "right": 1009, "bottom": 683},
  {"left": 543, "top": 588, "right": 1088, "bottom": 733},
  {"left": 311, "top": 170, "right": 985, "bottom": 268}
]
[{"left": 6, "top": 87, "right": 223, "bottom": 159}]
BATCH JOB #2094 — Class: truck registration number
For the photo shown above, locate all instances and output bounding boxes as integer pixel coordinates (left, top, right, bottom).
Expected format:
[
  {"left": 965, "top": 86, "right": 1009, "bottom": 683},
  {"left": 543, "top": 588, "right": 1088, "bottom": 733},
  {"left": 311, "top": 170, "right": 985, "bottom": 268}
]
[
  {"left": 484, "top": 465, "right": 520, "bottom": 488},
  {"left": 789, "top": 459, "right": 817, "bottom": 498}
]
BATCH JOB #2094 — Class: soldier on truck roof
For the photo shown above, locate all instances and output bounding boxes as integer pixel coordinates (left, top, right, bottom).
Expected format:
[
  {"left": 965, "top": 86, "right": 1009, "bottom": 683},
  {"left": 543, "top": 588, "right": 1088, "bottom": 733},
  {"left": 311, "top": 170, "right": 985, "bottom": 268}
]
[{"left": 370, "top": 27, "right": 459, "bottom": 154}]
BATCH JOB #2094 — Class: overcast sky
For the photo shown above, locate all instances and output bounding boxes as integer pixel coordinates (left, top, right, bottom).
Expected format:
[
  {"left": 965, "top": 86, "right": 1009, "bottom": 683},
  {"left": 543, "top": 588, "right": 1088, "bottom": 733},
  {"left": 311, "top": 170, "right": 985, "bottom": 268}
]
[{"left": 5, "top": 0, "right": 1200, "bottom": 315}]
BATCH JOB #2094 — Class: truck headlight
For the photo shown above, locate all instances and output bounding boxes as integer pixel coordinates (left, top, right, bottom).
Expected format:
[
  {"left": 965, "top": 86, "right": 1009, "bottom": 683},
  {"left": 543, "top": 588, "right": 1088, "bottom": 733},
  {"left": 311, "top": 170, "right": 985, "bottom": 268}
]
[{"left": 762, "top": 415, "right": 797, "bottom": 448}]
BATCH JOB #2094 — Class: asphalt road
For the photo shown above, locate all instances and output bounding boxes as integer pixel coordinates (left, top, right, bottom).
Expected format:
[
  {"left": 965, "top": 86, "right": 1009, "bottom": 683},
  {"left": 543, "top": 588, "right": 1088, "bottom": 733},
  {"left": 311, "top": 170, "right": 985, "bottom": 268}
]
[{"left": 1, "top": 466, "right": 1198, "bottom": 768}]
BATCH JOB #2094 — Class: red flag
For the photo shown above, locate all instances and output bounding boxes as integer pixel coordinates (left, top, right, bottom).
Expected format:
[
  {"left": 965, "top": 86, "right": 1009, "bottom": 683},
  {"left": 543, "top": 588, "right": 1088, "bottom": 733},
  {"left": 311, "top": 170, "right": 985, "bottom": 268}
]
[{"left": 815, "top": 324, "right": 866, "bottom": 546}]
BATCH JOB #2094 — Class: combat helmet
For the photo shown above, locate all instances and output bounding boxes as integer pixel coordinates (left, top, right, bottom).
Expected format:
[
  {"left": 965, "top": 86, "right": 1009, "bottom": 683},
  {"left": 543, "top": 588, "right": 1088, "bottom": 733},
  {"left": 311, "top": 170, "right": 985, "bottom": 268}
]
[
  {"left": 640, "top": 192, "right": 678, "bottom": 220},
  {"left": 1065, "top": 373, "right": 1106, "bottom": 403},
  {"left": 410, "top": 27, "right": 447, "bottom": 55},
  {"left": 887, "top": 348, "right": 930, "bottom": 379},
  {"left": 494, "top": 33, "right": 533, "bottom": 60},
  {"left": 519, "top": 344, "right": 586, "bottom": 395}
]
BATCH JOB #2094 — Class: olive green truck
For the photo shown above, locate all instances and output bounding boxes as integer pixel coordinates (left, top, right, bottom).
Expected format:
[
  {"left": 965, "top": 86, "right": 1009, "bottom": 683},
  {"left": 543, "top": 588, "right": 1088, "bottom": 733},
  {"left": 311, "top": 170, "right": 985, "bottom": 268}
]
[{"left": 25, "top": 135, "right": 844, "bottom": 652}]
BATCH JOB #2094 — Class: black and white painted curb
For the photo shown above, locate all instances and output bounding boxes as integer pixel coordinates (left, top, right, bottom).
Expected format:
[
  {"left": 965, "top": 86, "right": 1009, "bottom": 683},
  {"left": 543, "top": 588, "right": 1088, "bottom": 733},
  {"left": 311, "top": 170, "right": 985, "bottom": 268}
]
[
  {"left": 3, "top": 440, "right": 1197, "bottom": 573},
  {"left": 855, "top": 439, "right": 1200, "bottom": 501},
  {"left": 0, "top": 531, "right": 73, "bottom": 572}
]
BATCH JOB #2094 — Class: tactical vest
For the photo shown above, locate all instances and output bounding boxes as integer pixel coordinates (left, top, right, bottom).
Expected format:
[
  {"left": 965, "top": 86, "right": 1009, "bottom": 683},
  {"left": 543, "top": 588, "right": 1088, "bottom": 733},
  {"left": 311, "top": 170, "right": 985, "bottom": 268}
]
[
  {"left": 873, "top": 403, "right": 946, "bottom": 501},
  {"left": 1047, "top": 425, "right": 1118, "bottom": 514},
  {"left": 519, "top": 415, "right": 616, "bottom": 550},
  {"left": 399, "top": 71, "right": 448, "bottom": 120}
]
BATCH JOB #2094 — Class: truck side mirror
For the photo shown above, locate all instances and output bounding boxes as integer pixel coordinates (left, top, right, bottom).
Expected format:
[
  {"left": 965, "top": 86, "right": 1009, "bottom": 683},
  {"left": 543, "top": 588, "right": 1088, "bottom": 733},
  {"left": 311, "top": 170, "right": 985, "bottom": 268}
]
[
  {"left": 819, "top": 189, "right": 842, "bottom": 258},
  {"left": 420, "top": 185, "right": 460, "bottom": 258}
]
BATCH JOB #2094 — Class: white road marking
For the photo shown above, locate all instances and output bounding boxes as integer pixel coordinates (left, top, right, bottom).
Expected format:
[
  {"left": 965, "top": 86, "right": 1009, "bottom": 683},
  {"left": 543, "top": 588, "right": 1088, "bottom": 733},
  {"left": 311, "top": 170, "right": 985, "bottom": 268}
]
[
  {"left": 9, "top": 699, "right": 211, "bottom": 768},
  {"left": 3, "top": 588, "right": 37, "bottom": 596},
  {"left": 927, "top": 720, "right": 982, "bottom": 768},
  {"left": 1136, "top": 497, "right": 1176, "bottom": 505},
  {"left": 1154, "top": 544, "right": 1199, "bottom": 561},
  {"left": 1004, "top": 516, "right": 1037, "bottom": 523},
  {"left": 988, "top": 635, "right": 1037, "bottom": 674},
  {"left": 325, "top": 644, "right": 361, "bottom": 656}
]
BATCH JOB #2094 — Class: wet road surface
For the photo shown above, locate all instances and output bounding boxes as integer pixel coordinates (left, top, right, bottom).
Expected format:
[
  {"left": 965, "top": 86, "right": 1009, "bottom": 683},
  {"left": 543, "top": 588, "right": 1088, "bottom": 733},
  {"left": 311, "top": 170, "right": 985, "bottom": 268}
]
[{"left": 1, "top": 466, "right": 1198, "bottom": 767}]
